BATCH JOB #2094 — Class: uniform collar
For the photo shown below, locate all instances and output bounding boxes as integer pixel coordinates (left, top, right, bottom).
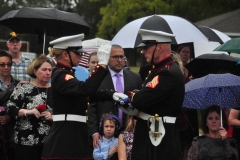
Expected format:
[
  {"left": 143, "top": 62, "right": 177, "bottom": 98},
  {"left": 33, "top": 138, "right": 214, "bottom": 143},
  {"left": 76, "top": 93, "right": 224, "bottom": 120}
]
[
  {"left": 56, "top": 62, "right": 75, "bottom": 73},
  {"left": 151, "top": 55, "right": 174, "bottom": 70}
]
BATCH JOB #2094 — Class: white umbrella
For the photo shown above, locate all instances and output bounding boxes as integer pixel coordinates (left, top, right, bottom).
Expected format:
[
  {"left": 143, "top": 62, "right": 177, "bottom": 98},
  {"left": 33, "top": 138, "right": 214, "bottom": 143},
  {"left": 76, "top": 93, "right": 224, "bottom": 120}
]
[
  {"left": 198, "top": 26, "right": 231, "bottom": 44},
  {"left": 111, "top": 15, "right": 209, "bottom": 48}
]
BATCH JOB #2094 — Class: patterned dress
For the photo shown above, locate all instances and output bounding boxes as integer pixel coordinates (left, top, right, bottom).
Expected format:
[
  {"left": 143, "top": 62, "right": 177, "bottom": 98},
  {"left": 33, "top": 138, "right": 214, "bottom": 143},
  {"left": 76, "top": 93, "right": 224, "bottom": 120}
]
[
  {"left": 6, "top": 83, "right": 52, "bottom": 147},
  {"left": 122, "top": 131, "right": 134, "bottom": 160},
  {"left": 187, "top": 135, "right": 238, "bottom": 160}
]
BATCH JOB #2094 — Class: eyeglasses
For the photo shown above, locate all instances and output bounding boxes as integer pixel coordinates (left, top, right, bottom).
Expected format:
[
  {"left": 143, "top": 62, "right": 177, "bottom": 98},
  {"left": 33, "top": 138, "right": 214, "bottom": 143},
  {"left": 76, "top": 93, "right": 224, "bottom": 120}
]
[
  {"left": 0, "top": 63, "right": 12, "bottom": 68},
  {"left": 111, "top": 55, "right": 125, "bottom": 60},
  {"left": 8, "top": 41, "right": 21, "bottom": 45},
  {"left": 70, "top": 50, "right": 84, "bottom": 56}
]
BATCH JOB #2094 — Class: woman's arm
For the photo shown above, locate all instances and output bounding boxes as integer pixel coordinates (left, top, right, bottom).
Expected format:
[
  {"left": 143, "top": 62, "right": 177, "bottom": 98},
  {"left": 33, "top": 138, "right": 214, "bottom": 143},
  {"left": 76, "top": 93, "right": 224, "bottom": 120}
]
[
  {"left": 118, "top": 133, "right": 127, "bottom": 160},
  {"left": 229, "top": 109, "right": 240, "bottom": 128},
  {"left": 18, "top": 108, "right": 41, "bottom": 119}
]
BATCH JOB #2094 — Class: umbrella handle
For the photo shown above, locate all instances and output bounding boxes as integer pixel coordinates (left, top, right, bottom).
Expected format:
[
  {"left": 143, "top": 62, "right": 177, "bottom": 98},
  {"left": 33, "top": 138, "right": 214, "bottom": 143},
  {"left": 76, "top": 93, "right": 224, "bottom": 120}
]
[
  {"left": 42, "top": 28, "right": 46, "bottom": 55},
  {"left": 220, "top": 109, "right": 222, "bottom": 127}
]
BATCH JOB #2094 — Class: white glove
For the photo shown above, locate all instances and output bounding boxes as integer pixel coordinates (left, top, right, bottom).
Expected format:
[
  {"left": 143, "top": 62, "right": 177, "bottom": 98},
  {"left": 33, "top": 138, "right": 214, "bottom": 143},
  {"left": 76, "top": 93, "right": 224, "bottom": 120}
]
[
  {"left": 113, "top": 92, "right": 128, "bottom": 101},
  {"left": 97, "top": 43, "right": 111, "bottom": 65}
]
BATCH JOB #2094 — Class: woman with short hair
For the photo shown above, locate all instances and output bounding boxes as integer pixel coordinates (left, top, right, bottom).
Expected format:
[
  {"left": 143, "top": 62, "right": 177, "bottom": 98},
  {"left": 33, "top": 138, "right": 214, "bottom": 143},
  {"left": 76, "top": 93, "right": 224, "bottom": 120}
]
[{"left": 6, "top": 56, "right": 53, "bottom": 160}]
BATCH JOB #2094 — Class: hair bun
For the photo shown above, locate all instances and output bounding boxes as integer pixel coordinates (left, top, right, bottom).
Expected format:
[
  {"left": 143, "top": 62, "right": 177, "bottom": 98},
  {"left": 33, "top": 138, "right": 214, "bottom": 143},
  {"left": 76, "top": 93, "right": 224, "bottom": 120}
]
[{"left": 48, "top": 47, "right": 54, "bottom": 57}]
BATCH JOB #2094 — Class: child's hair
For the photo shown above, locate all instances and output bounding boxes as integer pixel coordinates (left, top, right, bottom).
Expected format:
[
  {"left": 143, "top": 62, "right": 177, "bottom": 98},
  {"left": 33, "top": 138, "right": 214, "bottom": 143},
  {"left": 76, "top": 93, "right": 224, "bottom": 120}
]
[
  {"left": 99, "top": 113, "right": 121, "bottom": 137},
  {"left": 124, "top": 115, "right": 136, "bottom": 132}
]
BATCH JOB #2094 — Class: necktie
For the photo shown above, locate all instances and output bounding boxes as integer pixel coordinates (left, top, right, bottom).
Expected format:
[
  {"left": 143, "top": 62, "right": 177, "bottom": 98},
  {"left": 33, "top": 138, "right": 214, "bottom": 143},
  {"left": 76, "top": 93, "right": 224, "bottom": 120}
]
[{"left": 115, "top": 73, "right": 123, "bottom": 125}]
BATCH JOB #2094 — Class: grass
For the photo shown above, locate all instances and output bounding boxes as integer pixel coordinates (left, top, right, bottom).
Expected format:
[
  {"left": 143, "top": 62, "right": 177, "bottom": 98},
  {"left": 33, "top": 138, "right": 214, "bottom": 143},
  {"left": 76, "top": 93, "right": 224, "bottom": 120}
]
[{"left": 129, "top": 66, "right": 140, "bottom": 73}]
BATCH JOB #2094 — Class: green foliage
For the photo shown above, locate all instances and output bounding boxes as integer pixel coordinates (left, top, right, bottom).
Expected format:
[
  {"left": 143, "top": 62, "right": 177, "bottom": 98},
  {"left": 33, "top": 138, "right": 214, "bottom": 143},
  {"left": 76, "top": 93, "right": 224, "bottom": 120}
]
[
  {"left": 0, "top": 0, "right": 239, "bottom": 55},
  {"left": 97, "top": 0, "right": 173, "bottom": 40},
  {"left": 75, "top": 0, "right": 110, "bottom": 38},
  {"left": 164, "top": 0, "right": 240, "bottom": 22}
]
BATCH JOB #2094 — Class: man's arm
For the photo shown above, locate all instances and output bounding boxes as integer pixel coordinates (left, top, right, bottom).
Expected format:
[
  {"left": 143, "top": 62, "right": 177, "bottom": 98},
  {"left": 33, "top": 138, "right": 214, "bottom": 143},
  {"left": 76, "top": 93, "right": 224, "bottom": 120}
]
[
  {"left": 0, "top": 89, "right": 14, "bottom": 105},
  {"left": 87, "top": 102, "right": 102, "bottom": 148},
  {"left": 229, "top": 109, "right": 240, "bottom": 128}
]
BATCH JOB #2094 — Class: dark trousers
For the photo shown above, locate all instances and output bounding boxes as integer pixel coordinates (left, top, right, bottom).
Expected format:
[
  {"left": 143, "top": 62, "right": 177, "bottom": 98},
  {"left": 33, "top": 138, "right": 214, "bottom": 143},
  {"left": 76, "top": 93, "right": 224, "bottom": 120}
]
[{"left": 15, "top": 144, "right": 43, "bottom": 160}]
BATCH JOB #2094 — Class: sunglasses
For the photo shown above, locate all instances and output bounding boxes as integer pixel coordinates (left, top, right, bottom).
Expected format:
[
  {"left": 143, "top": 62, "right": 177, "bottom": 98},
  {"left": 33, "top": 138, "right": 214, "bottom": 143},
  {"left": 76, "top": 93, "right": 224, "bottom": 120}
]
[
  {"left": 70, "top": 50, "right": 85, "bottom": 56},
  {"left": 0, "top": 63, "right": 12, "bottom": 68}
]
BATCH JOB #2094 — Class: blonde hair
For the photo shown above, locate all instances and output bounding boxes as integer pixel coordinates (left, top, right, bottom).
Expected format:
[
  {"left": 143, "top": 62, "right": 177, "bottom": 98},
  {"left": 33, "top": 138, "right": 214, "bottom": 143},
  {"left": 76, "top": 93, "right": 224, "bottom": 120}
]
[
  {"left": 171, "top": 51, "right": 184, "bottom": 74},
  {"left": 124, "top": 115, "right": 135, "bottom": 132},
  {"left": 27, "top": 55, "right": 53, "bottom": 78},
  {"left": 48, "top": 47, "right": 65, "bottom": 60}
]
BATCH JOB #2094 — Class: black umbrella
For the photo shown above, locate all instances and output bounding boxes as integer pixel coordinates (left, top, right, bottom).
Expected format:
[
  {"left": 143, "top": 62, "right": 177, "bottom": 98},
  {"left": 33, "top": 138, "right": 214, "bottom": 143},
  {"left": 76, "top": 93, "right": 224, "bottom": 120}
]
[
  {"left": 185, "top": 53, "right": 240, "bottom": 78},
  {"left": 198, "top": 26, "right": 230, "bottom": 44},
  {"left": 0, "top": 7, "right": 90, "bottom": 53}
]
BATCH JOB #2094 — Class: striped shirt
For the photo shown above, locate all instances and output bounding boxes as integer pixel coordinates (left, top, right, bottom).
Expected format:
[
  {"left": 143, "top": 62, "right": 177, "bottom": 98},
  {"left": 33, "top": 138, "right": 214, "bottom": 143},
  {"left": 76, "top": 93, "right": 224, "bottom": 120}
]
[{"left": 11, "top": 54, "right": 31, "bottom": 81}]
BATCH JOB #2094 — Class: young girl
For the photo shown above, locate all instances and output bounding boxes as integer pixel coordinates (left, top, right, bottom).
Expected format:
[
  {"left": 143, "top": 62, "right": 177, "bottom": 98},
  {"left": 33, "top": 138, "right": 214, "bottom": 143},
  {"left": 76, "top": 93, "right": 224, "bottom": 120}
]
[
  {"left": 88, "top": 52, "right": 98, "bottom": 74},
  {"left": 93, "top": 113, "right": 120, "bottom": 160},
  {"left": 118, "top": 115, "right": 137, "bottom": 160}
]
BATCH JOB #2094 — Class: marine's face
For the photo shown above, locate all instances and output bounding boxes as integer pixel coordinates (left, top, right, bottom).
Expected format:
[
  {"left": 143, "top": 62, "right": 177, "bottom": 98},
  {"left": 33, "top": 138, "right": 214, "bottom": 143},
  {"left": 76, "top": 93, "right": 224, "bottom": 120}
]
[
  {"left": 69, "top": 50, "right": 82, "bottom": 66},
  {"left": 141, "top": 45, "right": 155, "bottom": 63}
]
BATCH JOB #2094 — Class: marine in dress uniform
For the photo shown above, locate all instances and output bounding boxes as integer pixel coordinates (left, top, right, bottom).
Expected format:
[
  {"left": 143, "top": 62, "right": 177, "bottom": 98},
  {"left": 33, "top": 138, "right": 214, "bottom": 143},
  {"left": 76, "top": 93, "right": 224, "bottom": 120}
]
[
  {"left": 129, "top": 29, "right": 185, "bottom": 160},
  {"left": 41, "top": 34, "right": 127, "bottom": 160}
]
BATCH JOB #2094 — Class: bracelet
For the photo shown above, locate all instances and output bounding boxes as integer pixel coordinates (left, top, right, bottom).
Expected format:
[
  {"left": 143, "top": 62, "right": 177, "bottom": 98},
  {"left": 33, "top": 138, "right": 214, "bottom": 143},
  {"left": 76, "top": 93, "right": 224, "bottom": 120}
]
[{"left": 24, "top": 109, "right": 28, "bottom": 117}]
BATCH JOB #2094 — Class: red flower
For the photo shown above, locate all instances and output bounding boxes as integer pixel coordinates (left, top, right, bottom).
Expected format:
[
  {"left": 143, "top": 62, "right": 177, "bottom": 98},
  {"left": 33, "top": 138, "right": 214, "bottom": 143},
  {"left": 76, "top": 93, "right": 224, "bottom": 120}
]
[{"left": 37, "top": 104, "right": 46, "bottom": 112}]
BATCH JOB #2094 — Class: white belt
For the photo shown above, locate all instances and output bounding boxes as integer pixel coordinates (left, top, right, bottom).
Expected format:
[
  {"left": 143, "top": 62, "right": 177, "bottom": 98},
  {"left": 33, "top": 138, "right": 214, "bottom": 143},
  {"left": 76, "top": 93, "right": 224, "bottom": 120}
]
[
  {"left": 139, "top": 112, "right": 176, "bottom": 123},
  {"left": 52, "top": 114, "right": 86, "bottom": 123}
]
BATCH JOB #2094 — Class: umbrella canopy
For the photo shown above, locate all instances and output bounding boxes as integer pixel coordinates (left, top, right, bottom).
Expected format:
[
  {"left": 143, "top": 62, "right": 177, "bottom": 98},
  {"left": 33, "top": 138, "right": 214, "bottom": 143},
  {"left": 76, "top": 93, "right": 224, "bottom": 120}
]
[
  {"left": 214, "top": 37, "right": 240, "bottom": 54},
  {"left": 182, "top": 73, "right": 240, "bottom": 109},
  {"left": 111, "top": 15, "right": 209, "bottom": 48},
  {"left": 185, "top": 53, "right": 240, "bottom": 78},
  {"left": 198, "top": 26, "right": 231, "bottom": 44},
  {"left": 0, "top": 7, "right": 90, "bottom": 37},
  {"left": 0, "top": 7, "right": 90, "bottom": 54}
]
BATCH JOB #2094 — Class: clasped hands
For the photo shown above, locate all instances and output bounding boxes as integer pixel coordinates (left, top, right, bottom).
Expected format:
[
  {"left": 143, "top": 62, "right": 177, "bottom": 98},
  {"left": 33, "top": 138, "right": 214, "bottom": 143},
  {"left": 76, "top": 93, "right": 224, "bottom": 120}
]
[{"left": 25, "top": 108, "right": 52, "bottom": 120}]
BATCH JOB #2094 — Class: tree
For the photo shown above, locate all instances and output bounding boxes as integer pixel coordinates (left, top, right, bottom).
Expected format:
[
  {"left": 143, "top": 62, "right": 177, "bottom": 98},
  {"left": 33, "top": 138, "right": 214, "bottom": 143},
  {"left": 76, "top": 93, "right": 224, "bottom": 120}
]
[
  {"left": 74, "top": 0, "right": 110, "bottom": 39},
  {"left": 97, "top": 0, "right": 173, "bottom": 40},
  {"left": 97, "top": 0, "right": 173, "bottom": 66},
  {"left": 163, "top": 0, "right": 240, "bottom": 22}
]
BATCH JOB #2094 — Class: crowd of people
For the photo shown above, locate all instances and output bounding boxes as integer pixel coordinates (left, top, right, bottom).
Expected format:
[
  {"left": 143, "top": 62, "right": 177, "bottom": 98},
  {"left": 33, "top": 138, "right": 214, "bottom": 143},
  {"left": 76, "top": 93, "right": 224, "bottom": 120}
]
[{"left": 0, "top": 29, "right": 239, "bottom": 160}]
